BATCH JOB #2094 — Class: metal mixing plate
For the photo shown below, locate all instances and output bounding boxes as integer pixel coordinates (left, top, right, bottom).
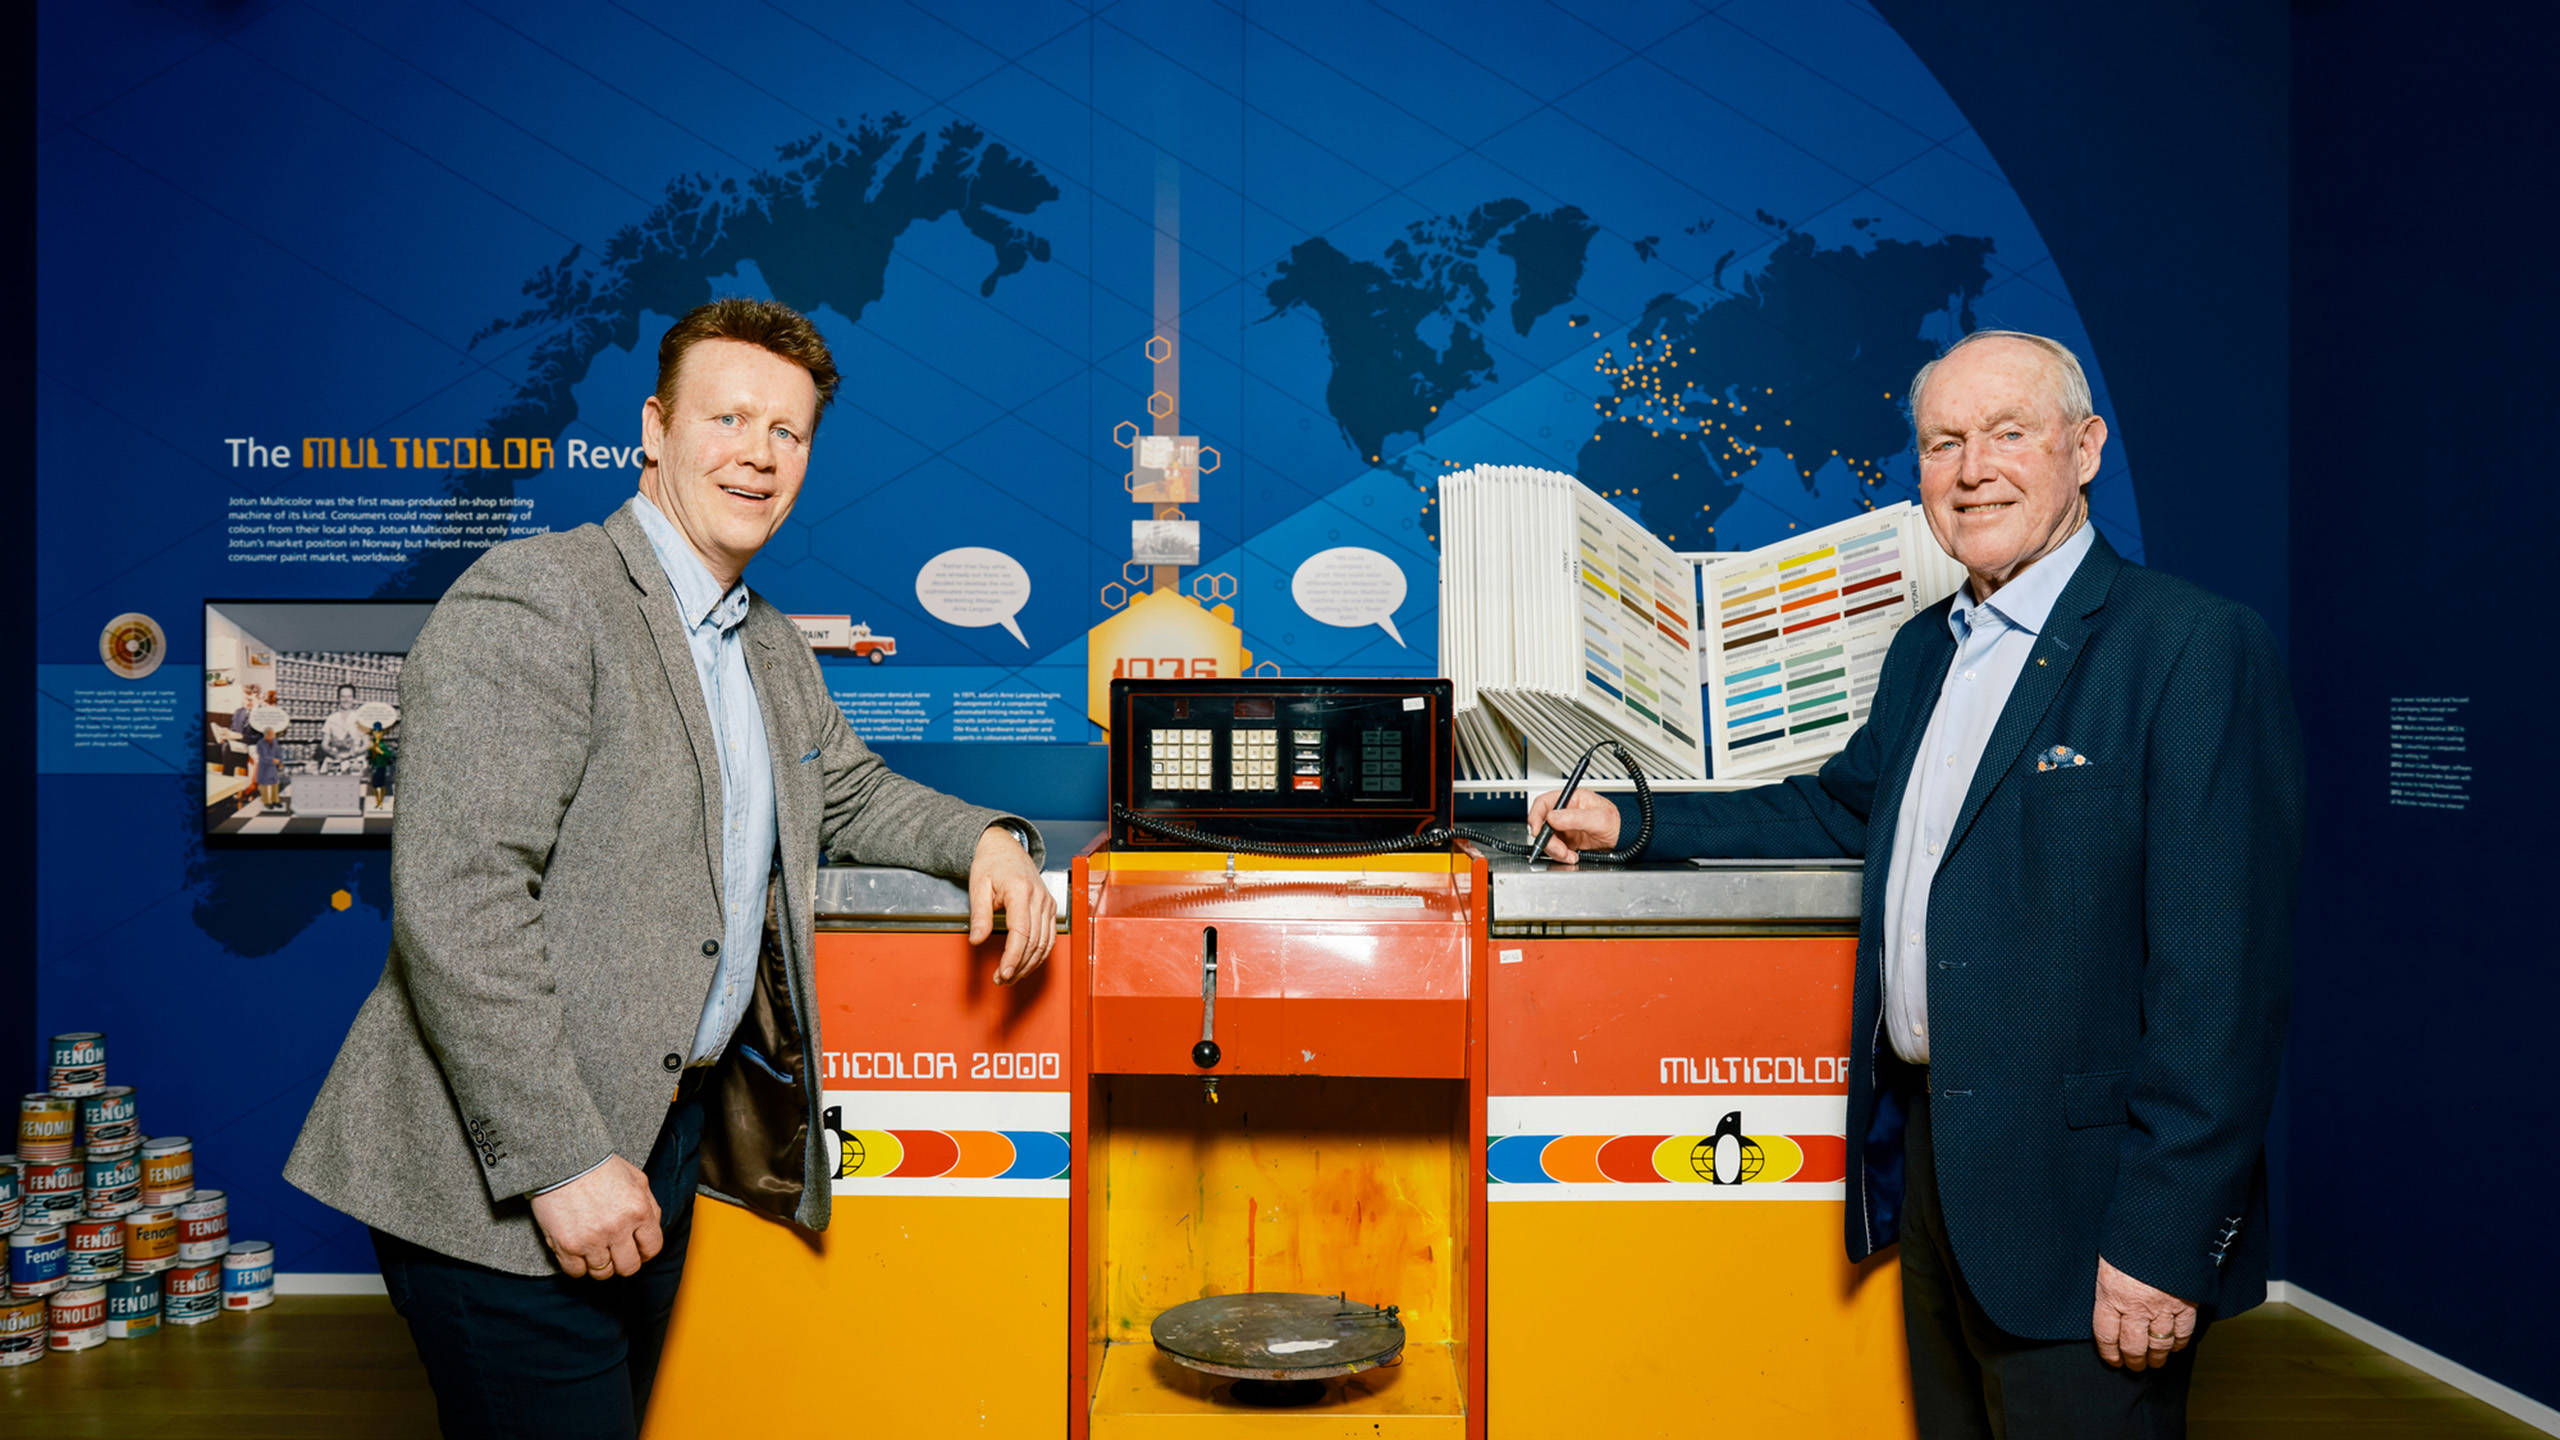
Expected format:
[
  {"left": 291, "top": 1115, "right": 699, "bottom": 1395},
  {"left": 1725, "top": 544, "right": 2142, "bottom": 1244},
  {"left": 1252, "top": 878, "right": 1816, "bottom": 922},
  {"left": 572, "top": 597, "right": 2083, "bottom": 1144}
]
[{"left": 1150, "top": 1293, "right": 1406, "bottom": 1382}]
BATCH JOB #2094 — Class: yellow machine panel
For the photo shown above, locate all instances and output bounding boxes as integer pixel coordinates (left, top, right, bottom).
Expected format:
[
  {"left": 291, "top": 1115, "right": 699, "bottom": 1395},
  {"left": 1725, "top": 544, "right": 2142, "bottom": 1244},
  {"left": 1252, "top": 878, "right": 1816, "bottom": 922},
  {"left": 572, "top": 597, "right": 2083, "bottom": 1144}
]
[
  {"left": 646, "top": 1196, "right": 1068, "bottom": 1438},
  {"left": 648, "top": 928, "right": 1075, "bottom": 1437},
  {"left": 1099, "top": 1076, "right": 1461, "bottom": 1348},
  {"left": 1489, "top": 1205, "right": 1912, "bottom": 1438}
]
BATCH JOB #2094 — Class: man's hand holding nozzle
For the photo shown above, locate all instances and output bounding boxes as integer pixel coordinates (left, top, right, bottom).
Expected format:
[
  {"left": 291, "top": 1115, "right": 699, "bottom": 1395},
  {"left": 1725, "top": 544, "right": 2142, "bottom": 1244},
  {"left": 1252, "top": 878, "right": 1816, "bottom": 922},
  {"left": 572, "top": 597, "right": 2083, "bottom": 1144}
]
[{"left": 1525, "top": 789, "right": 1622, "bottom": 864}]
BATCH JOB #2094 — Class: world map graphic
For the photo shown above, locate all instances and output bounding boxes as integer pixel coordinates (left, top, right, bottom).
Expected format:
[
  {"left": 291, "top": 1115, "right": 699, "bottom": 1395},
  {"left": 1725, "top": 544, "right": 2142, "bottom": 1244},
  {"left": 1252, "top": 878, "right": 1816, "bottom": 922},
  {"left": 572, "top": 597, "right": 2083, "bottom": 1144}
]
[
  {"left": 424, "top": 114, "right": 2066, "bottom": 612},
  {"left": 158, "top": 6, "right": 2137, "bottom": 964},
  {"left": 1262, "top": 200, "right": 1999, "bottom": 549}
]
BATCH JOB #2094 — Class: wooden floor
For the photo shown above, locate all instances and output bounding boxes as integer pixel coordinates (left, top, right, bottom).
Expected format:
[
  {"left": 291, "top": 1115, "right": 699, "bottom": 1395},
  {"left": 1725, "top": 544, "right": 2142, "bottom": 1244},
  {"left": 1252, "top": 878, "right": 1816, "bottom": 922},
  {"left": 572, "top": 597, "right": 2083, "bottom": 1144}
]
[
  {"left": 0, "top": 1297, "right": 2542, "bottom": 1437},
  {"left": 0, "top": 1297, "right": 440, "bottom": 1439},
  {"left": 2189, "top": 1305, "right": 2547, "bottom": 1438}
]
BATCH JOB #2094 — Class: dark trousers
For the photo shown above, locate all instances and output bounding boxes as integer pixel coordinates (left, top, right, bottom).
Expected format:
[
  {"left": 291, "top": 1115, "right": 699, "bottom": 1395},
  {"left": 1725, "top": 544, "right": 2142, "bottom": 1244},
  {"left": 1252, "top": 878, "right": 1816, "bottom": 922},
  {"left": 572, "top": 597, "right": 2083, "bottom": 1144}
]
[
  {"left": 1895, "top": 1062, "right": 2206, "bottom": 1440},
  {"left": 374, "top": 1090, "right": 705, "bottom": 1440}
]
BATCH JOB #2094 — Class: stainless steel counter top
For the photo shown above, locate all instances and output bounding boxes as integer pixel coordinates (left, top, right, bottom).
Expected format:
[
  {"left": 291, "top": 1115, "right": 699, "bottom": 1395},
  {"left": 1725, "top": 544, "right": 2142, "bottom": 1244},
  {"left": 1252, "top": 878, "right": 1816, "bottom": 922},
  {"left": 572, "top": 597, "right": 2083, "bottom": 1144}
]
[
  {"left": 811, "top": 820, "right": 1098, "bottom": 929},
  {"left": 1484, "top": 850, "right": 1863, "bottom": 932},
  {"left": 814, "top": 819, "right": 1857, "bottom": 935},
  {"left": 1479, "top": 826, "right": 1860, "bottom": 935}
]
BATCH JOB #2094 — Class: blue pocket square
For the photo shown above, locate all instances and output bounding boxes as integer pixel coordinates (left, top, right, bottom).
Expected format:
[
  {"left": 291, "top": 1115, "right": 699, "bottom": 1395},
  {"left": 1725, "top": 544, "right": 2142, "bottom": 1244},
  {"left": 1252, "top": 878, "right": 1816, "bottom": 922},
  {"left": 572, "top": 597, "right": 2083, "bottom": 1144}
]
[
  {"left": 799, "top": 747, "right": 821, "bottom": 764},
  {"left": 2037, "top": 744, "right": 2091, "bottom": 772}
]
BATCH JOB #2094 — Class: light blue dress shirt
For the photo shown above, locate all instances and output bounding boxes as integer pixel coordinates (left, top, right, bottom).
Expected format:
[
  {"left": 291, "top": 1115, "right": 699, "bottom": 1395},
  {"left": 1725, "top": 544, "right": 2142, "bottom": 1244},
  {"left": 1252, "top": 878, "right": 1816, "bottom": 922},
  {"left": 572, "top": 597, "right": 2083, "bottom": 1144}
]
[
  {"left": 1880, "top": 522, "right": 2094, "bottom": 1066},
  {"left": 632, "top": 494, "right": 778, "bottom": 1066}
]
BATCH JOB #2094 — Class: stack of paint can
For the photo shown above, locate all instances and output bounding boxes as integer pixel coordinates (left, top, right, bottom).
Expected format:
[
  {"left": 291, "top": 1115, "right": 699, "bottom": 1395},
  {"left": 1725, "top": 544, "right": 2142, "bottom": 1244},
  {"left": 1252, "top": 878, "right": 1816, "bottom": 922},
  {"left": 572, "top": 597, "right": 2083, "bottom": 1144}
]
[
  {"left": 0, "top": 1293, "right": 41, "bottom": 1366},
  {"left": 222, "top": 1240, "right": 274, "bottom": 1311},
  {"left": 105, "top": 1272, "right": 159, "bottom": 1338},
  {"left": 2, "top": 1030, "right": 277, "bottom": 1363},
  {"left": 47, "top": 1283, "right": 105, "bottom": 1352},
  {"left": 176, "top": 1190, "right": 227, "bottom": 1265},
  {"left": 163, "top": 1259, "right": 221, "bottom": 1326}
]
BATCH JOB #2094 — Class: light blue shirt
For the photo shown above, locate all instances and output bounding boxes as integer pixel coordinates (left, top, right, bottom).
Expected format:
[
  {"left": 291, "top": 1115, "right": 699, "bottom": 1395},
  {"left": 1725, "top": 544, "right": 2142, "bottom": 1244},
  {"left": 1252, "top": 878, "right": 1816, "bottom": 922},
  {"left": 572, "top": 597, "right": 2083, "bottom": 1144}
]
[
  {"left": 1880, "top": 522, "right": 2095, "bottom": 1066},
  {"left": 632, "top": 493, "right": 778, "bottom": 1066}
]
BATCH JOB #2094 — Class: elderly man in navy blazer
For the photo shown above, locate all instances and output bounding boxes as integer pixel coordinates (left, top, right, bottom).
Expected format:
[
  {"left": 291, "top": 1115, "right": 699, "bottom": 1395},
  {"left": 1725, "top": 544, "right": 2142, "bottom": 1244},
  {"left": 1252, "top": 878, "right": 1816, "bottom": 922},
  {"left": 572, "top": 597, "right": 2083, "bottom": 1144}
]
[{"left": 1534, "top": 330, "right": 2303, "bottom": 1439}]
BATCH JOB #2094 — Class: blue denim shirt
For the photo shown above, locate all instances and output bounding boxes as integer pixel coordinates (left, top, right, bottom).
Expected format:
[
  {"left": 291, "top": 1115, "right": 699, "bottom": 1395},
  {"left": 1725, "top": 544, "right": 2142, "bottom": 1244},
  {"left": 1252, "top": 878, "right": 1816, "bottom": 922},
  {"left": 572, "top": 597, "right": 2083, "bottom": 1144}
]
[
  {"left": 1881, "top": 521, "right": 2095, "bottom": 1064},
  {"left": 632, "top": 494, "right": 778, "bottom": 1066}
]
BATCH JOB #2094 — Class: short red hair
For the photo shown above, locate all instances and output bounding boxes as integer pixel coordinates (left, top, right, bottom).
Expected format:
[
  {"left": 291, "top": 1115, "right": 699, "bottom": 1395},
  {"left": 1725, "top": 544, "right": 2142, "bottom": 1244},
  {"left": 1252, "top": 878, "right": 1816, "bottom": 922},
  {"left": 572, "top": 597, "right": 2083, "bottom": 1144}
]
[{"left": 655, "top": 297, "right": 841, "bottom": 423}]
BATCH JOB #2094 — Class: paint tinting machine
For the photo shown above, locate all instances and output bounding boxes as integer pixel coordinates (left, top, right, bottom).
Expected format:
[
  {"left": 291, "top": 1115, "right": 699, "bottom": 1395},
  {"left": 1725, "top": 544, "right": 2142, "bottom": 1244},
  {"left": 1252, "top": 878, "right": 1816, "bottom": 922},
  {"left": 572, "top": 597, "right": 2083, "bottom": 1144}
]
[
  {"left": 1072, "top": 678, "right": 1485, "bottom": 1436},
  {"left": 643, "top": 673, "right": 1911, "bottom": 1436}
]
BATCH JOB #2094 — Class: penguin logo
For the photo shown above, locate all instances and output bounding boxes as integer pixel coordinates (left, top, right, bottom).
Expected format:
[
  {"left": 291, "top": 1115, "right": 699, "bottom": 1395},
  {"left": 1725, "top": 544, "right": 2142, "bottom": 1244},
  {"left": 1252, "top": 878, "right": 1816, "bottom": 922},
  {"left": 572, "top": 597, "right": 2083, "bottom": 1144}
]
[
  {"left": 1689, "top": 1111, "right": 1766, "bottom": 1185},
  {"left": 822, "top": 1105, "right": 862, "bottom": 1179}
]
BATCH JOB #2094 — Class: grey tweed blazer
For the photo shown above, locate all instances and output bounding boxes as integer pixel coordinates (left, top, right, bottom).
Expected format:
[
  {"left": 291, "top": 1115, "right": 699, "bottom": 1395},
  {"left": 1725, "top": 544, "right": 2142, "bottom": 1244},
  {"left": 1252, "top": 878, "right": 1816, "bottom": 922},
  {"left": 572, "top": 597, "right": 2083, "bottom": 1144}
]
[{"left": 286, "top": 499, "right": 1036, "bottom": 1276}]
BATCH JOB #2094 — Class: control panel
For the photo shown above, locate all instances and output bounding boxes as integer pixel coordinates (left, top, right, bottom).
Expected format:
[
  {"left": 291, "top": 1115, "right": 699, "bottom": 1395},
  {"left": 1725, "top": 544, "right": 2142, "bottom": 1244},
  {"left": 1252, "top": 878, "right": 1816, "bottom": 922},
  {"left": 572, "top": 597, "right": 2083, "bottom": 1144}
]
[{"left": 1108, "top": 679, "right": 1454, "bottom": 848}]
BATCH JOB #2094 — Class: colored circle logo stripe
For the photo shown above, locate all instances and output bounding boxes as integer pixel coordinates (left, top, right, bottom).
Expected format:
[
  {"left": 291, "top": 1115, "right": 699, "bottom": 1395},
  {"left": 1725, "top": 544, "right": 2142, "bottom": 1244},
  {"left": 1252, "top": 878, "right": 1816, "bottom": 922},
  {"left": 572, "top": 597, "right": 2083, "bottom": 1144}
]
[
  {"left": 837, "top": 1129, "right": 1070, "bottom": 1182},
  {"left": 1487, "top": 1132, "right": 1845, "bottom": 1185},
  {"left": 888, "top": 1129, "right": 959, "bottom": 1179}
]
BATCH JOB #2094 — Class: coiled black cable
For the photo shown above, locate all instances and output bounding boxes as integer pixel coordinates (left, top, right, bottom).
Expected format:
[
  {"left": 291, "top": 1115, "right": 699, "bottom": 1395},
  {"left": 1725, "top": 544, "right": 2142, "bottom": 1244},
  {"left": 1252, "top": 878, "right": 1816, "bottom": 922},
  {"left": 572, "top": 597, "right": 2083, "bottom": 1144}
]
[
  {"left": 1545, "top": 739, "right": 1655, "bottom": 864},
  {"left": 1111, "top": 737, "right": 1654, "bottom": 864}
]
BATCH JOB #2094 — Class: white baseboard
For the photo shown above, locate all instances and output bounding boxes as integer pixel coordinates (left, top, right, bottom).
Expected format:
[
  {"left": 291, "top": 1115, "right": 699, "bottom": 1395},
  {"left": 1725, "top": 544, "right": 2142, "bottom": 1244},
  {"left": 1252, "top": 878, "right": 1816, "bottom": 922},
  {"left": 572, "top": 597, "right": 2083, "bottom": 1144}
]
[
  {"left": 274, "top": 1272, "right": 388, "bottom": 1296},
  {"left": 2271, "top": 1281, "right": 2559, "bottom": 1435}
]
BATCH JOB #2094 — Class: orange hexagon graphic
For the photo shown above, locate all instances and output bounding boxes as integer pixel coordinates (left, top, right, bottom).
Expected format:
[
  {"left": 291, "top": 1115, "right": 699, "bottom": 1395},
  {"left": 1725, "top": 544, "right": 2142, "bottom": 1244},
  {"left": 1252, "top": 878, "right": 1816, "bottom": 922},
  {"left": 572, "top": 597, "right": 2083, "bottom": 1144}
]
[{"left": 1084, "top": 588, "right": 1253, "bottom": 732}]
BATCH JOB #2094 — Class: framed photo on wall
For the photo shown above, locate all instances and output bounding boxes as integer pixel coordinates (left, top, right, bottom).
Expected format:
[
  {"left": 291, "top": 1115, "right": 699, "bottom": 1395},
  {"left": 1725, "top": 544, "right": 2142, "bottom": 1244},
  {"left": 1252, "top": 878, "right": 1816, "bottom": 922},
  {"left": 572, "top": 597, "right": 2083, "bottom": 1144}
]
[{"left": 203, "top": 600, "right": 435, "bottom": 846}]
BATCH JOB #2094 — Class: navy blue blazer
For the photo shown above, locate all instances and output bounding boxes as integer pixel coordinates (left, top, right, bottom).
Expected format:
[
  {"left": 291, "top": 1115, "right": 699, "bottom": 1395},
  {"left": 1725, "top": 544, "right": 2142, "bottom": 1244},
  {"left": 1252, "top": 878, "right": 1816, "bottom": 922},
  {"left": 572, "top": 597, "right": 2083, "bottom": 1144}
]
[{"left": 1622, "top": 534, "right": 2303, "bottom": 1339}]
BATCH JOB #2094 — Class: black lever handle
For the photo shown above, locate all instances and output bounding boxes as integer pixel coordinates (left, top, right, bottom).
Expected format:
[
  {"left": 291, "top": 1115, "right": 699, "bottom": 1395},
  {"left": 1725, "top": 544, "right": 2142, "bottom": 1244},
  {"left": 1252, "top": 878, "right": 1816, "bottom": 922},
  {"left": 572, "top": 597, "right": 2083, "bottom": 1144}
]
[{"left": 1192, "top": 926, "right": 1221, "bottom": 1068}]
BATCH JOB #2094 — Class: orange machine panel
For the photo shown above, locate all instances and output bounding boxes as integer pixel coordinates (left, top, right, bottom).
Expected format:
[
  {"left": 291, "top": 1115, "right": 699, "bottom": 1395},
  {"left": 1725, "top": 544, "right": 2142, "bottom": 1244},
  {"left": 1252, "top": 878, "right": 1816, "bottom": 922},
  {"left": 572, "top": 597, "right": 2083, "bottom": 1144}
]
[
  {"left": 1087, "top": 863, "right": 1470, "bottom": 1078},
  {"left": 1483, "top": 935, "right": 1914, "bottom": 1440},
  {"left": 646, "top": 927, "right": 1073, "bottom": 1440},
  {"left": 1073, "top": 850, "right": 1488, "bottom": 1440}
]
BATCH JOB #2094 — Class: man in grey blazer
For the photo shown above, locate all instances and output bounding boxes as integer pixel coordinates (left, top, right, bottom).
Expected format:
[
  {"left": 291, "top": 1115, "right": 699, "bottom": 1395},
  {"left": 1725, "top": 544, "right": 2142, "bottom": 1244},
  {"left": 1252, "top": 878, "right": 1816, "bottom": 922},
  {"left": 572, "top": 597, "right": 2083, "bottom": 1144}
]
[{"left": 287, "top": 298, "right": 1056, "bottom": 1439}]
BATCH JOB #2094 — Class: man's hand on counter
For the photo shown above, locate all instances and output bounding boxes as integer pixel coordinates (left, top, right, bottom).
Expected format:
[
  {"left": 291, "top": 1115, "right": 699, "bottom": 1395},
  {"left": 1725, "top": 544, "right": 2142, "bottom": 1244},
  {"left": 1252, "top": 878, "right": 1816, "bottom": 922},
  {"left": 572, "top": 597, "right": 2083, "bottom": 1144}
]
[
  {"left": 1527, "top": 789, "right": 1623, "bottom": 863},
  {"left": 969, "top": 823, "right": 1057, "bottom": 984}
]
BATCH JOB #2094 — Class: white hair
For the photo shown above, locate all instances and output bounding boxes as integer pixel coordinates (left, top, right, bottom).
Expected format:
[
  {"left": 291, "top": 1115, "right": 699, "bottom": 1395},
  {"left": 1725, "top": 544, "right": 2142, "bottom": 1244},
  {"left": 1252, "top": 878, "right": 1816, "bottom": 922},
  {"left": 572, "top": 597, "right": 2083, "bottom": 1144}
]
[{"left": 1907, "top": 329, "right": 2094, "bottom": 431}]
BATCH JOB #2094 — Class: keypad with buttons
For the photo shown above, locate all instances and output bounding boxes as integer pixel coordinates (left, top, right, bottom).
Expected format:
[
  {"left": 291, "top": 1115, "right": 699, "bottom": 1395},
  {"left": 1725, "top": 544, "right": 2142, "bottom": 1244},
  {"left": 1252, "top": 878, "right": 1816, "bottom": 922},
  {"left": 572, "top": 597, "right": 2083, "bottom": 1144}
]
[
  {"left": 1360, "top": 728, "right": 1405, "bottom": 794},
  {"left": 1229, "top": 727, "right": 1278, "bottom": 790},
  {"left": 1149, "top": 728, "right": 1216, "bottom": 791}
]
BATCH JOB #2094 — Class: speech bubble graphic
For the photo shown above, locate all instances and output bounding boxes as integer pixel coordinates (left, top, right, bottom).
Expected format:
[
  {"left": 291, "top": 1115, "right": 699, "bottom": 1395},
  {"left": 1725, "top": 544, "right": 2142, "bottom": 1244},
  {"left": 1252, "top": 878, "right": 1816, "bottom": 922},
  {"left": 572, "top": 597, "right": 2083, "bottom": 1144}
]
[
  {"left": 916, "top": 547, "right": 1033, "bottom": 647},
  {"left": 1291, "top": 547, "right": 1408, "bottom": 647},
  {"left": 249, "top": 705, "right": 289, "bottom": 734},
  {"left": 355, "top": 701, "right": 400, "bottom": 730}
]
